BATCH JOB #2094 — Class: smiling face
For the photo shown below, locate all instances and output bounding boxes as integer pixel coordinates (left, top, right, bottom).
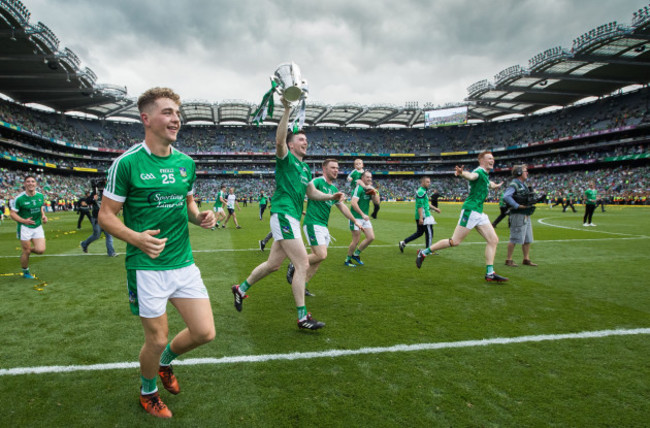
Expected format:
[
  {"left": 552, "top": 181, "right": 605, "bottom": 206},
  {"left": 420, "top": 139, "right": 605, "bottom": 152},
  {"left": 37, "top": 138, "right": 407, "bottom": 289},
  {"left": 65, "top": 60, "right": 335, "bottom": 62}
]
[
  {"left": 479, "top": 152, "right": 495, "bottom": 170},
  {"left": 322, "top": 160, "right": 339, "bottom": 182},
  {"left": 354, "top": 159, "right": 364, "bottom": 171},
  {"left": 361, "top": 171, "right": 373, "bottom": 187},
  {"left": 23, "top": 176, "right": 37, "bottom": 194},
  {"left": 288, "top": 132, "right": 308, "bottom": 159},
  {"left": 141, "top": 97, "right": 181, "bottom": 145}
]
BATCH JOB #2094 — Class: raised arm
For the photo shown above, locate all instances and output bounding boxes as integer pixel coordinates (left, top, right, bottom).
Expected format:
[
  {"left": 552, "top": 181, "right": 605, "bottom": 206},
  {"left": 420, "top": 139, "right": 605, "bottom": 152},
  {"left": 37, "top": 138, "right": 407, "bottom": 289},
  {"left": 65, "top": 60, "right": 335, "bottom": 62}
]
[
  {"left": 275, "top": 98, "right": 292, "bottom": 159},
  {"left": 455, "top": 165, "right": 478, "bottom": 181}
]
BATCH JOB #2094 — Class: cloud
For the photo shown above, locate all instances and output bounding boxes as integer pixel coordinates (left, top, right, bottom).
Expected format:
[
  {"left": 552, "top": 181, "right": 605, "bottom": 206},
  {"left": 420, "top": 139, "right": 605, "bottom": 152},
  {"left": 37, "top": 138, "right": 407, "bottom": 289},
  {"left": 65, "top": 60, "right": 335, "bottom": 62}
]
[{"left": 21, "top": 0, "right": 647, "bottom": 107}]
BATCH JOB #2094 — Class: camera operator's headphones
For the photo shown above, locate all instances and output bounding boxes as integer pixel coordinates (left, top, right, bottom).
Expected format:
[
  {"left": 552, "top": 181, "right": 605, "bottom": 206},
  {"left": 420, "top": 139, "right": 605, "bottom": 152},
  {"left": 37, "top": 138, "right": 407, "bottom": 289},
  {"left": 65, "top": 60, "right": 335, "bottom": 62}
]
[{"left": 512, "top": 165, "right": 525, "bottom": 177}]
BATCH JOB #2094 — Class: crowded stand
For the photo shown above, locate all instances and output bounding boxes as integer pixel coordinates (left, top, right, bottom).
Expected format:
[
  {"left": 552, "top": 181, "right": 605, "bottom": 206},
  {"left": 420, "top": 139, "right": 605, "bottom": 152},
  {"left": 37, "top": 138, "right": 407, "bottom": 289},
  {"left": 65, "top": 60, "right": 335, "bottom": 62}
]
[{"left": 1, "top": 87, "right": 649, "bottom": 205}]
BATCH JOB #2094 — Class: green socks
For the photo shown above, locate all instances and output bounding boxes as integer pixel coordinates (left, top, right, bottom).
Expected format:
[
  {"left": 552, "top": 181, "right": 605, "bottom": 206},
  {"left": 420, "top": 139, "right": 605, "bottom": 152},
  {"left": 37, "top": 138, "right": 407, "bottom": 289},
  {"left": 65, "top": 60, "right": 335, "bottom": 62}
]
[
  {"left": 160, "top": 343, "right": 179, "bottom": 366},
  {"left": 141, "top": 375, "right": 157, "bottom": 394},
  {"left": 486, "top": 265, "right": 495, "bottom": 275},
  {"left": 353, "top": 249, "right": 361, "bottom": 257},
  {"left": 422, "top": 248, "right": 432, "bottom": 256},
  {"left": 297, "top": 306, "right": 307, "bottom": 320},
  {"left": 239, "top": 280, "right": 251, "bottom": 293}
]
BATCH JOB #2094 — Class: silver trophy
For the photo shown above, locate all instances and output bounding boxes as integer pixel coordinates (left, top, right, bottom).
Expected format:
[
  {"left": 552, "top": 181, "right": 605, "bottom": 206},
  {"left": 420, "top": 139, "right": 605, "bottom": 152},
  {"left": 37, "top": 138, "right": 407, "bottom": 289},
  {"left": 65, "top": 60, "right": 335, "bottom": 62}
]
[{"left": 272, "top": 62, "right": 308, "bottom": 103}]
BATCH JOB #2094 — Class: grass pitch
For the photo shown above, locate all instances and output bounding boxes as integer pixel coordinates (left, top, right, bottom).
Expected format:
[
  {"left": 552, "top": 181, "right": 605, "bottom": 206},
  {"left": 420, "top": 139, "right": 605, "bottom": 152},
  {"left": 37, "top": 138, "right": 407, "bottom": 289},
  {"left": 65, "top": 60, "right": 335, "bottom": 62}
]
[{"left": 1, "top": 202, "right": 649, "bottom": 426}]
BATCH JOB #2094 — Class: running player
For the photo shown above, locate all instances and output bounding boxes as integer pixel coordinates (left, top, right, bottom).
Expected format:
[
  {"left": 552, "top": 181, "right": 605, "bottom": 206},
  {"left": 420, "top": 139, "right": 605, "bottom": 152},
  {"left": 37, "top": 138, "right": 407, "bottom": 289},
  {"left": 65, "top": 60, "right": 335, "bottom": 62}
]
[
  {"left": 232, "top": 97, "right": 343, "bottom": 329},
  {"left": 399, "top": 176, "right": 441, "bottom": 253},
  {"left": 345, "top": 171, "right": 379, "bottom": 266},
  {"left": 415, "top": 151, "right": 508, "bottom": 282},
  {"left": 99, "top": 87, "right": 217, "bottom": 418},
  {"left": 212, "top": 184, "right": 227, "bottom": 229},
  {"left": 286, "top": 159, "right": 363, "bottom": 290},
  {"left": 10, "top": 175, "right": 47, "bottom": 279}
]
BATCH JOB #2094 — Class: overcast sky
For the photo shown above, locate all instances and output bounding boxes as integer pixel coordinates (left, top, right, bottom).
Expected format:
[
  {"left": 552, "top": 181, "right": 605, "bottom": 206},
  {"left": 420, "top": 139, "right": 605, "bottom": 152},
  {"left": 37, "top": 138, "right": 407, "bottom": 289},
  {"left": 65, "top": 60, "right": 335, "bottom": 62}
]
[{"left": 22, "top": 0, "right": 647, "bottom": 107}]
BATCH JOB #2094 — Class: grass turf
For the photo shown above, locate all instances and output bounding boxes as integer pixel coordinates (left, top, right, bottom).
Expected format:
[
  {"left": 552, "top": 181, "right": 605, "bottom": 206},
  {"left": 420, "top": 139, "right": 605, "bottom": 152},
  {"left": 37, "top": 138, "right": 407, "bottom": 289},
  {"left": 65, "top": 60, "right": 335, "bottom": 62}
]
[{"left": 1, "top": 202, "right": 649, "bottom": 426}]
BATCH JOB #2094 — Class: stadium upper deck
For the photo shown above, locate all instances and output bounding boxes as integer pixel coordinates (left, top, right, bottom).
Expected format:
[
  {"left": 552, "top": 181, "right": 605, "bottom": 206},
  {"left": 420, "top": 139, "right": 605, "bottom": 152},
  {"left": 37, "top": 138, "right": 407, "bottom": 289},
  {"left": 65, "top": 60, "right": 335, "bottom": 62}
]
[{"left": 1, "top": 0, "right": 649, "bottom": 126}]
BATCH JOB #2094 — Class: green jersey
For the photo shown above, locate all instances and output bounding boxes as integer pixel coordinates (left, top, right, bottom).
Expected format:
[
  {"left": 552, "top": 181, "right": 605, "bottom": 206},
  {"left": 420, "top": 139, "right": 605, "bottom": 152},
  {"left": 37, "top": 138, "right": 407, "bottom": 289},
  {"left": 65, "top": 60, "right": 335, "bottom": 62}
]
[
  {"left": 304, "top": 177, "right": 339, "bottom": 227},
  {"left": 414, "top": 186, "right": 430, "bottom": 220},
  {"left": 259, "top": 195, "right": 268, "bottom": 205},
  {"left": 214, "top": 191, "right": 225, "bottom": 208},
  {"left": 461, "top": 167, "right": 490, "bottom": 213},
  {"left": 351, "top": 185, "right": 371, "bottom": 219},
  {"left": 270, "top": 151, "right": 311, "bottom": 220},
  {"left": 104, "top": 142, "right": 197, "bottom": 271},
  {"left": 348, "top": 169, "right": 364, "bottom": 189},
  {"left": 585, "top": 189, "right": 597, "bottom": 205},
  {"left": 11, "top": 191, "right": 45, "bottom": 231}
]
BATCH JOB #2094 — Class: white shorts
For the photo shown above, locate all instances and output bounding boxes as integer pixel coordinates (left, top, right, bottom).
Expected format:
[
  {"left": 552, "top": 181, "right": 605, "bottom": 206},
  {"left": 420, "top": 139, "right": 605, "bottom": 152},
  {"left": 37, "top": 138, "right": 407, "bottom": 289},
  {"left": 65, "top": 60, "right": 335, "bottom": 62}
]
[
  {"left": 213, "top": 206, "right": 224, "bottom": 213},
  {"left": 270, "top": 213, "right": 302, "bottom": 240},
  {"left": 303, "top": 224, "right": 331, "bottom": 247},
  {"left": 18, "top": 225, "right": 45, "bottom": 241},
  {"left": 423, "top": 215, "right": 437, "bottom": 225},
  {"left": 458, "top": 209, "right": 491, "bottom": 230},
  {"left": 349, "top": 218, "right": 372, "bottom": 231},
  {"left": 127, "top": 264, "right": 208, "bottom": 318}
]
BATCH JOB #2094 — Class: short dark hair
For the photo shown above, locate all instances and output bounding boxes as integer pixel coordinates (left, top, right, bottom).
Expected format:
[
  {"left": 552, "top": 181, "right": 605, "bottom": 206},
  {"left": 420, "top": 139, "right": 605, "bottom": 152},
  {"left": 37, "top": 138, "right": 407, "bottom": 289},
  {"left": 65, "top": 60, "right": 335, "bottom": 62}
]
[
  {"left": 286, "top": 129, "right": 306, "bottom": 145},
  {"left": 24, "top": 175, "right": 36, "bottom": 182}
]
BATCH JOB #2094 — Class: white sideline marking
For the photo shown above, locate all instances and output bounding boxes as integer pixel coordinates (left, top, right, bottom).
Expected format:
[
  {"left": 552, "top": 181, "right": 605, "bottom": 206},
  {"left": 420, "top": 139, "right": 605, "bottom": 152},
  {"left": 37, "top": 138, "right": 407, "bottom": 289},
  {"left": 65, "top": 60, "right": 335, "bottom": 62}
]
[
  {"left": 537, "top": 217, "right": 648, "bottom": 238},
  {"left": 1, "top": 327, "right": 648, "bottom": 376},
  {"left": 0, "top": 236, "right": 647, "bottom": 259}
]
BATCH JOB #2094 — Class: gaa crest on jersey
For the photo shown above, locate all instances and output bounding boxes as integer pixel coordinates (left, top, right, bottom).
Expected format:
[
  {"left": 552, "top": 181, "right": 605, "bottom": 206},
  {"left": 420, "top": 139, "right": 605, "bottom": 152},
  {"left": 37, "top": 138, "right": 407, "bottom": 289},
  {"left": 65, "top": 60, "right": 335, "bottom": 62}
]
[{"left": 179, "top": 167, "right": 187, "bottom": 177}]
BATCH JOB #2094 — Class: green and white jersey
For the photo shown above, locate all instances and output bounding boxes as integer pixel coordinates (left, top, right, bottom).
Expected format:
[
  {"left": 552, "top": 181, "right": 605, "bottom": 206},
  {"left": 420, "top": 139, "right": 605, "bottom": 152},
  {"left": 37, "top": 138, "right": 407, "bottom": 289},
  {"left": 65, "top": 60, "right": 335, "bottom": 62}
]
[
  {"left": 270, "top": 150, "right": 311, "bottom": 220},
  {"left": 461, "top": 167, "right": 490, "bottom": 213},
  {"left": 304, "top": 177, "right": 339, "bottom": 227},
  {"left": 585, "top": 189, "right": 597, "bottom": 205},
  {"left": 414, "top": 186, "right": 430, "bottom": 220},
  {"left": 214, "top": 191, "right": 225, "bottom": 208},
  {"left": 10, "top": 191, "right": 45, "bottom": 230},
  {"left": 351, "top": 184, "right": 371, "bottom": 219},
  {"left": 348, "top": 169, "right": 364, "bottom": 189},
  {"left": 259, "top": 194, "right": 268, "bottom": 205},
  {"left": 104, "top": 142, "right": 196, "bottom": 271}
]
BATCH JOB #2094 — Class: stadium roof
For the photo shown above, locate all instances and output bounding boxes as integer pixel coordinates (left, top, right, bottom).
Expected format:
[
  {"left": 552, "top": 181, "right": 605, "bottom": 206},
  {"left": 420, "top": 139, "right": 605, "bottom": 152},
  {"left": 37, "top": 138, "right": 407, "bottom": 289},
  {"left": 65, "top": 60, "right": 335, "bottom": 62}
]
[
  {"left": 466, "top": 6, "right": 650, "bottom": 120},
  {"left": 1, "top": 0, "right": 650, "bottom": 127}
]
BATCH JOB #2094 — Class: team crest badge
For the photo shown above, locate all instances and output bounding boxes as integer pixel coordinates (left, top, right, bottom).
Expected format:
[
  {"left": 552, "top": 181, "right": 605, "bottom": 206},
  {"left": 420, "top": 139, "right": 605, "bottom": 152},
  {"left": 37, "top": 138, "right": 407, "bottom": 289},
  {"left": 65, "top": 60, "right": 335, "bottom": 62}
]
[{"left": 179, "top": 167, "right": 187, "bottom": 177}]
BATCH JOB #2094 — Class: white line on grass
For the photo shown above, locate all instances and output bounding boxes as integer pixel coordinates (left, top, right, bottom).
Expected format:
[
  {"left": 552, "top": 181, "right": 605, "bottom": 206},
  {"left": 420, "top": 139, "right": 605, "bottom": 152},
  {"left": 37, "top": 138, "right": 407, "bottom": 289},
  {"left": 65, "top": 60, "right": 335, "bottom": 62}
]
[
  {"left": 1, "top": 327, "right": 648, "bottom": 376},
  {"left": 537, "top": 217, "right": 648, "bottom": 237},
  {"left": 0, "top": 236, "right": 647, "bottom": 258}
]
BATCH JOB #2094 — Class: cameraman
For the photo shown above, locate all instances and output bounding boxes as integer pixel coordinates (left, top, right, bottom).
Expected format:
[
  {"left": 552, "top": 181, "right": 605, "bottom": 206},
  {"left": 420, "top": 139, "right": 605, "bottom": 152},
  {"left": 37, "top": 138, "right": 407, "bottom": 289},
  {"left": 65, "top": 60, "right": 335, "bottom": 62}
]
[
  {"left": 503, "top": 165, "right": 538, "bottom": 267},
  {"left": 77, "top": 191, "right": 93, "bottom": 229},
  {"left": 80, "top": 180, "right": 116, "bottom": 257}
]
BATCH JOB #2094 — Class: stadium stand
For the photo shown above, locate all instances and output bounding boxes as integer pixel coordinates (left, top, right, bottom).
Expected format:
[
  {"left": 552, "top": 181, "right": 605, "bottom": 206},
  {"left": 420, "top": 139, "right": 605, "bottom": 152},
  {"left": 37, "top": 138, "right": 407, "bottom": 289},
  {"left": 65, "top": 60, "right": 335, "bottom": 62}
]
[{"left": 0, "top": 0, "right": 648, "bottom": 205}]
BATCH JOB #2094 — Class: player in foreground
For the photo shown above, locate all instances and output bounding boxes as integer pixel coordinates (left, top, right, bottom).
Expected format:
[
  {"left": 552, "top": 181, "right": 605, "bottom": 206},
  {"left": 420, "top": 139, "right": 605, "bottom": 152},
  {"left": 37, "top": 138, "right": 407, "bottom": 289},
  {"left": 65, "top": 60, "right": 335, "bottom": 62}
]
[
  {"left": 10, "top": 175, "right": 47, "bottom": 278},
  {"left": 232, "top": 97, "right": 343, "bottom": 329},
  {"left": 99, "top": 88, "right": 216, "bottom": 418},
  {"left": 345, "top": 171, "right": 379, "bottom": 266},
  {"left": 415, "top": 151, "right": 508, "bottom": 282},
  {"left": 286, "top": 158, "right": 364, "bottom": 291}
]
